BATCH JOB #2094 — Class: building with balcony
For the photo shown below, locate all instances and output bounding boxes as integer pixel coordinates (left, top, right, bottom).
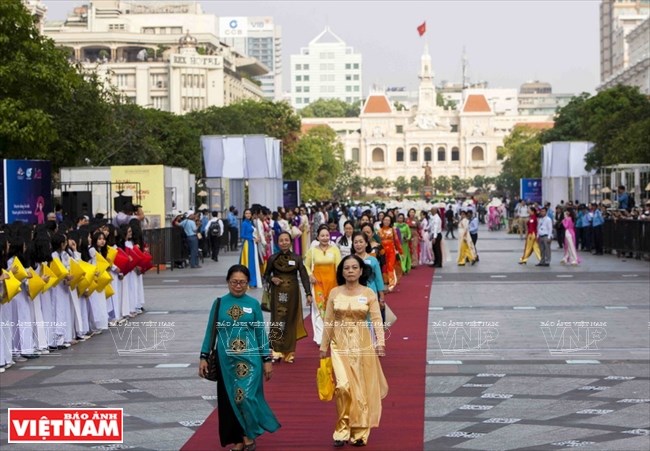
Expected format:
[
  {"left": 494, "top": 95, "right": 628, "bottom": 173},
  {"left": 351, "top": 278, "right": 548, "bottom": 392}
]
[
  {"left": 599, "top": 0, "right": 650, "bottom": 93},
  {"left": 290, "top": 27, "right": 362, "bottom": 109},
  {"left": 43, "top": 0, "right": 268, "bottom": 114}
]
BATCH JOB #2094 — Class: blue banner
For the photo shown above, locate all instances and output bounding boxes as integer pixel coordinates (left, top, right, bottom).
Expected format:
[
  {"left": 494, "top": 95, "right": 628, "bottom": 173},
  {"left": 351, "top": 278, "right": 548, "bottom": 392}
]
[
  {"left": 520, "top": 178, "right": 542, "bottom": 205},
  {"left": 2, "top": 159, "right": 52, "bottom": 224},
  {"left": 282, "top": 180, "right": 300, "bottom": 210}
]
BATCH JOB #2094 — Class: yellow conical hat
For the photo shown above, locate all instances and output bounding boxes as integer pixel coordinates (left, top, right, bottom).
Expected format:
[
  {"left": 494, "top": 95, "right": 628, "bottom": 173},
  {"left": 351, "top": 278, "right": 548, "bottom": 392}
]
[
  {"left": 11, "top": 257, "right": 28, "bottom": 281},
  {"left": 1, "top": 270, "right": 22, "bottom": 304},
  {"left": 50, "top": 257, "right": 69, "bottom": 279},
  {"left": 95, "top": 270, "right": 113, "bottom": 291},
  {"left": 106, "top": 246, "right": 117, "bottom": 265},
  {"left": 95, "top": 253, "right": 111, "bottom": 274},
  {"left": 42, "top": 264, "right": 59, "bottom": 290},
  {"left": 104, "top": 284, "right": 115, "bottom": 299},
  {"left": 68, "top": 259, "right": 86, "bottom": 290},
  {"left": 28, "top": 269, "right": 46, "bottom": 300}
]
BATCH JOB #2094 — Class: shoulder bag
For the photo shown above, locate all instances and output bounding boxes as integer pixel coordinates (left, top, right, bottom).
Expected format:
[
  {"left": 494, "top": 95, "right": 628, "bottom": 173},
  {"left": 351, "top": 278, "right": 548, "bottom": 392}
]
[{"left": 205, "top": 297, "right": 222, "bottom": 382}]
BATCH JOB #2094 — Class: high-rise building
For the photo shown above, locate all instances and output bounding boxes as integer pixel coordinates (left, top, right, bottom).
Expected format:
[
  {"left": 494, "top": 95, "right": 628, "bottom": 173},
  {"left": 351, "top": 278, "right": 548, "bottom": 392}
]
[
  {"left": 43, "top": 1, "right": 268, "bottom": 114},
  {"left": 219, "top": 17, "right": 282, "bottom": 100},
  {"left": 599, "top": 0, "right": 650, "bottom": 93},
  {"left": 290, "top": 27, "right": 362, "bottom": 109}
]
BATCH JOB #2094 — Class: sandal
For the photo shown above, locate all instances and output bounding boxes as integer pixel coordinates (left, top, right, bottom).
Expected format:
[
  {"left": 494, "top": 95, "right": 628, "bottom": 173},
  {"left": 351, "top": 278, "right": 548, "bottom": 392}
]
[{"left": 244, "top": 440, "right": 256, "bottom": 451}]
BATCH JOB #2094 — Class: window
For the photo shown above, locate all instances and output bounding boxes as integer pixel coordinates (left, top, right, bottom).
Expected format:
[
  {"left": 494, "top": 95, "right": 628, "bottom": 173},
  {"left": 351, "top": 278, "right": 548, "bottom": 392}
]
[
  {"left": 353, "top": 86, "right": 359, "bottom": 92},
  {"left": 296, "top": 75, "right": 302, "bottom": 81},
  {"left": 346, "top": 75, "right": 352, "bottom": 81},
  {"left": 353, "top": 74, "right": 359, "bottom": 80},
  {"left": 345, "top": 63, "right": 351, "bottom": 70},
  {"left": 296, "top": 98, "right": 302, "bottom": 104},
  {"left": 396, "top": 125, "right": 403, "bottom": 134},
  {"left": 296, "top": 86, "right": 302, "bottom": 93},
  {"left": 472, "top": 146, "right": 484, "bottom": 161},
  {"left": 451, "top": 124, "right": 458, "bottom": 132},
  {"left": 304, "top": 98, "right": 310, "bottom": 104},
  {"left": 424, "top": 147, "right": 432, "bottom": 162},
  {"left": 437, "top": 147, "right": 446, "bottom": 161},
  {"left": 295, "top": 64, "right": 301, "bottom": 70},
  {"left": 497, "top": 146, "right": 504, "bottom": 160},
  {"left": 304, "top": 86, "right": 310, "bottom": 93},
  {"left": 303, "top": 64, "right": 309, "bottom": 70},
  {"left": 372, "top": 147, "right": 384, "bottom": 162},
  {"left": 396, "top": 147, "right": 404, "bottom": 162},
  {"left": 346, "top": 86, "right": 352, "bottom": 92},
  {"left": 320, "top": 74, "right": 335, "bottom": 82},
  {"left": 353, "top": 63, "right": 359, "bottom": 69},
  {"left": 410, "top": 147, "right": 418, "bottom": 162},
  {"left": 351, "top": 147, "right": 360, "bottom": 162},
  {"left": 319, "top": 63, "right": 334, "bottom": 70},
  {"left": 451, "top": 147, "right": 460, "bottom": 161},
  {"left": 303, "top": 75, "right": 310, "bottom": 81}
]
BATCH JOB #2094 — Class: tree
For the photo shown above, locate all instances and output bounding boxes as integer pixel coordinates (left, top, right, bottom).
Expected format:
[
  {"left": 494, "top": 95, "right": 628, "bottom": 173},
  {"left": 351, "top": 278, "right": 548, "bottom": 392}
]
[
  {"left": 498, "top": 125, "right": 543, "bottom": 195},
  {"left": 409, "top": 176, "right": 423, "bottom": 194},
  {"left": 0, "top": 0, "right": 110, "bottom": 169},
  {"left": 450, "top": 175, "right": 470, "bottom": 193},
  {"left": 393, "top": 176, "right": 410, "bottom": 194},
  {"left": 283, "top": 125, "right": 343, "bottom": 199},
  {"left": 369, "top": 177, "right": 390, "bottom": 190},
  {"left": 433, "top": 175, "right": 450, "bottom": 193},
  {"left": 436, "top": 92, "right": 457, "bottom": 110},
  {"left": 332, "top": 160, "right": 361, "bottom": 200},
  {"left": 300, "top": 98, "right": 360, "bottom": 118},
  {"left": 541, "top": 86, "right": 650, "bottom": 169}
]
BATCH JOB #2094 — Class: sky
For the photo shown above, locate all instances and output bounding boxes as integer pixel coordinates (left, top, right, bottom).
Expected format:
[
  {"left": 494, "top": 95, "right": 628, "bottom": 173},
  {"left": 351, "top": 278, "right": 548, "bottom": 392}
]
[{"left": 41, "top": 0, "right": 601, "bottom": 95}]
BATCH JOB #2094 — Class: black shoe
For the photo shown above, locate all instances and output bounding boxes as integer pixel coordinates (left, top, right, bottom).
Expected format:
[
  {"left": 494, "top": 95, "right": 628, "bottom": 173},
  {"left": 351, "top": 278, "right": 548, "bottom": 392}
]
[
  {"left": 434, "top": 264, "right": 442, "bottom": 268},
  {"left": 333, "top": 440, "right": 345, "bottom": 448},
  {"left": 351, "top": 439, "right": 366, "bottom": 447},
  {"left": 21, "top": 354, "right": 39, "bottom": 359}
]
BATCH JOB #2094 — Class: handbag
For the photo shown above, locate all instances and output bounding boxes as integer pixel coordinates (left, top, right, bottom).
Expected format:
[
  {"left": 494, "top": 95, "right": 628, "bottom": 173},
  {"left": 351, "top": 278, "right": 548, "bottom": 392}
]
[
  {"left": 290, "top": 225, "right": 302, "bottom": 239},
  {"left": 205, "top": 297, "right": 222, "bottom": 382},
  {"left": 261, "top": 287, "right": 271, "bottom": 312},
  {"left": 316, "top": 357, "right": 334, "bottom": 401},
  {"left": 384, "top": 303, "right": 397, "bottom": 329}
]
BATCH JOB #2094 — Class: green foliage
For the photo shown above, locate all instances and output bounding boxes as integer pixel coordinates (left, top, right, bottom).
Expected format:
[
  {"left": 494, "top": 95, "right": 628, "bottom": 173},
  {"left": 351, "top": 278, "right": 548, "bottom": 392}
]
[
  {"left": 436, "top": 92, "right": 457, "bottom": 110},
  {"left": 498, "top": 125, "right": 543, "bottom": 194},
  {"left": 450, "top": 175, "right": 470, "bottom": 192},
  {"left": 409, "top": 176, "right": 423, "bottom": 193},
  {"left": 332, "top": 159, "right": 361, "bottom": 200},
  {"left": 300, "top": 98, "right": 360, "bottom": 118},
  {"left": 393, "top": 176, "right": 410, "bottom": 194},
  {"left": 433, "top": 175, "right": 450, "bottom": 193},
  {"left": 541, "top": 86, "right": 650, "bottom": 169},
  {"left": 284, "top": 126, "right": 343, "bottom": 199},
  {"left": 368, "top": 177, "right": 391, "bottom": 190}
]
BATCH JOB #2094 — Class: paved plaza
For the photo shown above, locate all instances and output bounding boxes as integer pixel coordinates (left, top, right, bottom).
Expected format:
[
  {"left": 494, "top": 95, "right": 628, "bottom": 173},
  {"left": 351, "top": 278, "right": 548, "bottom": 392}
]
[{"left": 1, "top": 226, "right": 648, "bottom": 450}]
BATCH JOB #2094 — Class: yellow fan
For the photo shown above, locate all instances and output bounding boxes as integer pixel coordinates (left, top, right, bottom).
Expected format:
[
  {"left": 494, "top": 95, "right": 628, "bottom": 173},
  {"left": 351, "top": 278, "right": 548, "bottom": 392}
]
[
  {"left": 11, "top": 257, "right": 28, "bottom": 281},
  {"left": 1, "top": 269, "right": 22, "bottom": 304},
  {"left": 95, "top": 270, "right": 113, "bottom": 291},
  {"left": 68, "top": 259, "right": 86, "bottom": 290},
  {"left": 106, "top": 246, "right": 117, "bottom": 265},
  {"left": 79, "top": 280, "right": 98, "bottom": 297},
  {"left": 76, "top": 260, "right": 96, "bottom": 295},
  {"left": 95, "top": 253, "right": 111, "bottom": 274},
  {"left": 50, "top": 257, "right": 69, "bottom": 279},
  {"left": 42, "top": 264, "right": 59, "bottom": 290},
  {"left": 28, "top": 269, "right": 46, "bottom": 300},
  {"left": 104, "top": 284, "right": 115, "bottom": 298}
]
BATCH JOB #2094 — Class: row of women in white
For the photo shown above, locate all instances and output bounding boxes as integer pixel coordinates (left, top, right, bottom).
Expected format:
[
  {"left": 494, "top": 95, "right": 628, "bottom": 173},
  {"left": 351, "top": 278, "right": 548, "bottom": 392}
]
[{"left": 0, "top": 226, "right": 145, "bottom": 370}]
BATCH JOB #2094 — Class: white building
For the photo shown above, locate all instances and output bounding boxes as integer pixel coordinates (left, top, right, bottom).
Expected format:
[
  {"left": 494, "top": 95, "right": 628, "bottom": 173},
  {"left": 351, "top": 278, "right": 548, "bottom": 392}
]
[
  {"left": 43, "top": 1, "right": 268, "bottom": 114},
  {"left": 302, "top": 45, "right": 554, "bottom": 183},
  {"left": 219, "top": 17, "right": 283, "bottom": 100},
  {"left": 290, "top": 27, "right": 362, "bottom": 109},
  {"left": 599, "top": 0, "right": 650, "bottom": 93},
  {"left": 518, "top": 81, "right": 574, "bottom": 116},
  {"left": 22, "top": 0, "right": 47, "bottom": 33}
]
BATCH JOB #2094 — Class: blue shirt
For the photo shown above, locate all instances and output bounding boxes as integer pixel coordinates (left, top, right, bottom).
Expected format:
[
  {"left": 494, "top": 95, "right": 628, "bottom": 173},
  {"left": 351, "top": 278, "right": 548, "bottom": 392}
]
[
  {"left": 592, "top": 209, "right": 604, "bottom": 227},
  {"left": 227, "top": 212, "right": 239, "bottom": 230},
  {"left": 618, "top": 192, "right": 629, "bottom": 210},
  {"left": 469, "top": 217, "right": 479, "bottom": 234},
  {"left": 581, "top": 212, "right": 593, "bottom": 228},
  {"left": 180, "top": 218, "right": 197, "bottom": 237}
]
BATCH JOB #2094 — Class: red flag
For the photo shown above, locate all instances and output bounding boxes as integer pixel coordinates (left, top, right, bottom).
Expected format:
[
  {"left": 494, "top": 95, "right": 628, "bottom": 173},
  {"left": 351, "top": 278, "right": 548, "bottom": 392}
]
[{"left": 417, "top": 21, "right": 426, "bottom": 37}]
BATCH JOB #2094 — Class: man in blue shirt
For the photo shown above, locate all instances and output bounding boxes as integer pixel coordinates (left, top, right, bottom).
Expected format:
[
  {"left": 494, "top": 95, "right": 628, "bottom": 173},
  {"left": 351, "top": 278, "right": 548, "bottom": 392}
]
[
  {"left": 536, "top": 206, "right": 553, "bottom": 266},
  {"left": 468, "top": 211, "right": 479, "bottom": 263},
  {"left": 590, "top": 203, "right": 605, "bottom": 255},
  {"left": 617, "top": 185, "right": 629, "bottom": 211},
  {"left": 227, "top": 206, "right": 239, "bottom": 251},
  {"left": 179, "top": 213, "right": 201, "bottom": 268}
]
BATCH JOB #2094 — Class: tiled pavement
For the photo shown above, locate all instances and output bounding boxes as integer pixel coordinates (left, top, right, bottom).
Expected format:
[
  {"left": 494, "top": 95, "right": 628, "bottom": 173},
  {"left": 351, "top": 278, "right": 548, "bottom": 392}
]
[{"left": 1, "top": 227, "right": 648, "bottom": 450}]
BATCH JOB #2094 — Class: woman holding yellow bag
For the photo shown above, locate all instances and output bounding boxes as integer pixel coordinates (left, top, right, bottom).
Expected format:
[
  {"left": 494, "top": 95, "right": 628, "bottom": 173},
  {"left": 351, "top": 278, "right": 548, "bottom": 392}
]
[{"left": 319, "top": 255, "right": 388, "bottom": 448}]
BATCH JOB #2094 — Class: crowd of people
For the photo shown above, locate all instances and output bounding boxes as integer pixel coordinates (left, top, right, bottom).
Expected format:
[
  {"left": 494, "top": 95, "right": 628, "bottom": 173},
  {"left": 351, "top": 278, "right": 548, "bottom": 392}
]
[{"left": 0, "top": 203, "right": 149, "bottom": 374}]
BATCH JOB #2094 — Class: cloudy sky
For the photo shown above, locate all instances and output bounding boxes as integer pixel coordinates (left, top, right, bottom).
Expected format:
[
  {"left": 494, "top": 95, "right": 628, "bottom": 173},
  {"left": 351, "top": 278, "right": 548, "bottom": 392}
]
[{"left": 42, "top": 0, "right": 601, "bottom": 94}]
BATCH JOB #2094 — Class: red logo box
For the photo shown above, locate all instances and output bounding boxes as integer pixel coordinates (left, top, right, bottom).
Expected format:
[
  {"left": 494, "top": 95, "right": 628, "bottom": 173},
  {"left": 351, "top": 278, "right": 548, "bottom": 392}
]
[{"left": 8, "top": 408, "right": 123, "bottom": 443}]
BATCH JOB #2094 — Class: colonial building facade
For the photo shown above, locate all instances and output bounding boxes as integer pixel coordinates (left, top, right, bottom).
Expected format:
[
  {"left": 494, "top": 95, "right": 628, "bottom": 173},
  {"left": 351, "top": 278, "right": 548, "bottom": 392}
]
[{"left": 303, "top": 45, "right": 554, "bottom": 182}]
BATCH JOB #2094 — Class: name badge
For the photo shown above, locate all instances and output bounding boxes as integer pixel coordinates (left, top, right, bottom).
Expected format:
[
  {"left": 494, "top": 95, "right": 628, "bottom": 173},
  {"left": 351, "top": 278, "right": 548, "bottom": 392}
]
[
  {"left": 243, "top": 307, "right": 253, "bottom": 314},
  {"left": 358, "top": 297, "right": 368, "bottom": 304},
  {"left": 288, "top": 260, "right": 296, "bottom": 266}
]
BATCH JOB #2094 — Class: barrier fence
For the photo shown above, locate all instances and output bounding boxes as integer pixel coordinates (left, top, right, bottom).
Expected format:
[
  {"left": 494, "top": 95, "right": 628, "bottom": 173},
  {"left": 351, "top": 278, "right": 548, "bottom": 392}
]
[{"left": 603, "top": 219, "right": 650, "bottom": 256}]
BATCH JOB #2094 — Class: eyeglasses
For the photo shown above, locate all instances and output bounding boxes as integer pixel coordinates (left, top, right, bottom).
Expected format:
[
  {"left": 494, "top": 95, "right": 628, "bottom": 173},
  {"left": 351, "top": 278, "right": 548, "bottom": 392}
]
[{"left": 229, "top": 280, "right": 248, "bottom": 286}]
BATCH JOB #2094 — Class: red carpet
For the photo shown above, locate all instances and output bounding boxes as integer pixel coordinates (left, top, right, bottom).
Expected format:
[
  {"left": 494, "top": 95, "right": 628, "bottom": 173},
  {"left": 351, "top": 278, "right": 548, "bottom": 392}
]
[{"left": 182, "top": 266, "right": 433, "bottom": 450}]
